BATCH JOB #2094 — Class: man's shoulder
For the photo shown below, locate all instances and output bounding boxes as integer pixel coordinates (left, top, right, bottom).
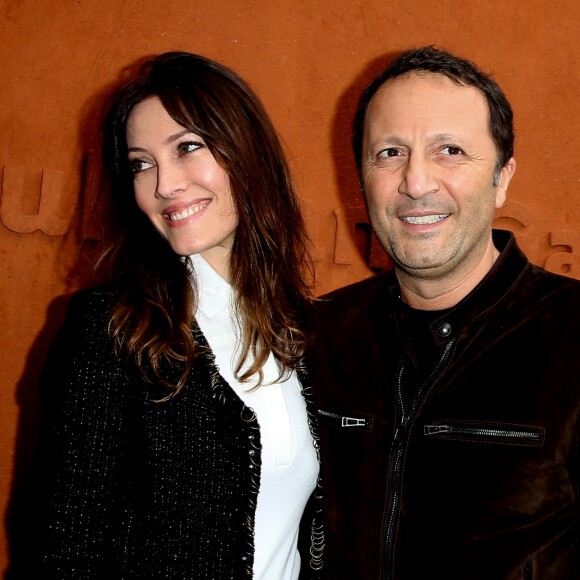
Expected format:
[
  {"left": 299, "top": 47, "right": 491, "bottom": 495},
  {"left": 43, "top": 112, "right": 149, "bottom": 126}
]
[
  {"left": 525, "top": 263, "right": 580, "bottom": 307},
  {"left": 314, "top": 270, "right": 397, "bottom": 327},
  {"left": 319, "top": 270, "right": 394, "bottom": 302},
  {"left": 496, "top": 229, "right": 580, "bottom": 305},
  {"left": 310, "top": 271, "right": 397, "bottom": 359}
]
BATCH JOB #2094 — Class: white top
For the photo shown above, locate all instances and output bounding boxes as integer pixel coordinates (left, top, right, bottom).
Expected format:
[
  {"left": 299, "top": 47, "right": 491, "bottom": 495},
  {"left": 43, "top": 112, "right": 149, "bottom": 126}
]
[{"left": 191, "top": 254, "right": 318, "bottom": 580}]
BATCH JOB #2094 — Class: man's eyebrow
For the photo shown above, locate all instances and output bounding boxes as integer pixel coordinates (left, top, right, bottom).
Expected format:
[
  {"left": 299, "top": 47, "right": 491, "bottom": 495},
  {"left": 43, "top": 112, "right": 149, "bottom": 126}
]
[
  {"left": 370, "top": 135, "right": 408, "bottom": 147},
  {"left": 368, "top": 133, "right": 472, "bottom": 149},
  {"left": 429, "top": 133, "right": 469, "bottom": 144}
]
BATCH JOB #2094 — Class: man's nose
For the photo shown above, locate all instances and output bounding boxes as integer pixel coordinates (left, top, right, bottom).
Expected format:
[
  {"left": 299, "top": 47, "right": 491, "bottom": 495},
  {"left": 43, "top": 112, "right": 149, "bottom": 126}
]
[{"left": 398, "top": 153, "right": 439, "bottom": 199}]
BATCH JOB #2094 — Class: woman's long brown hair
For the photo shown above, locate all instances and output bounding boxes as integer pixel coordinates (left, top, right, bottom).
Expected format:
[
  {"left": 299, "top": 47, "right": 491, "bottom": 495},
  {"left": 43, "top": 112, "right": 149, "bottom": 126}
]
[{"left": 98, "top": 52, "right": 314, "bottom": 397}]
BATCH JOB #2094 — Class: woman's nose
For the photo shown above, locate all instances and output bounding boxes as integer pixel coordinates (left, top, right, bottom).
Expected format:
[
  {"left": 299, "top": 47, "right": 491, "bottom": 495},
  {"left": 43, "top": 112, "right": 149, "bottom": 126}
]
[{"left": 155, "top": 162, "right": 187, "bottom": 199}]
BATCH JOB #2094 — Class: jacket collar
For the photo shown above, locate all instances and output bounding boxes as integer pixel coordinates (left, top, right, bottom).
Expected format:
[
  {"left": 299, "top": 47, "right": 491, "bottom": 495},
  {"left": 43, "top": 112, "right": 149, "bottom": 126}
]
[{"left": 388, "top": 229, "right": 530, "bottom": 346}]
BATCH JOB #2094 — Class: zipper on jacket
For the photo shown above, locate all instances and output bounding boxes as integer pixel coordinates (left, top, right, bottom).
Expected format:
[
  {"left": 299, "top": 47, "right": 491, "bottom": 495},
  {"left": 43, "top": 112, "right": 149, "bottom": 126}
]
[
  {"left": 392, "top": 413, "right": 408, "bottom": 449},
  {"left": 383, "top": 339, "right": 455, "bottom": 580},
  {"left": 423, "top": 424, "right": 542, "bottom": 442},
  {"left": 318, "top": 409, "right": 368, "bottom": 428}
]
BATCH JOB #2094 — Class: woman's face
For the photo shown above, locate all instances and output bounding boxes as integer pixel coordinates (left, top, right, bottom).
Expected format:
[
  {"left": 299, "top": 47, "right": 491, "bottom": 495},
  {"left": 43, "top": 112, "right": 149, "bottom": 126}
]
[{"left": 126, "top": 96, "right": 238, "bottom": 279}]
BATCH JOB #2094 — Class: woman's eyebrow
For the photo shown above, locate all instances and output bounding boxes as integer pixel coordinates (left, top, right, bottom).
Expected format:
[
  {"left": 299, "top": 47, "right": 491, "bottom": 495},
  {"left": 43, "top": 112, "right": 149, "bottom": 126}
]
[{"left": 127, "top": 129, "right": 192, "bottom": 153}]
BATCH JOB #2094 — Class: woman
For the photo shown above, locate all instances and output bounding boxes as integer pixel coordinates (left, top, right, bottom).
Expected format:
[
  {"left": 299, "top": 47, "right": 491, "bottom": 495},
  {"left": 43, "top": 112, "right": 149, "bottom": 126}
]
[{"left": 36, "top": 52, "right": 323, "bottom": 579}]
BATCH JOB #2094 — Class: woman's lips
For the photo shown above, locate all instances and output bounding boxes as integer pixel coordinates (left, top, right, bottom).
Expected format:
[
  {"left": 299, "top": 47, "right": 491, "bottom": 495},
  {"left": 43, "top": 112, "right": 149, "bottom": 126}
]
[{"left": 163, "top": 200, "right": 210, "bottom": 222}]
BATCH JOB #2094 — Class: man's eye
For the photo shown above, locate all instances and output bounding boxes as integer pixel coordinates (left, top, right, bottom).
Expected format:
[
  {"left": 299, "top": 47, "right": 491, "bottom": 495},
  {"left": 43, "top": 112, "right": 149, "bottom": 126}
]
[
  {"left": 130, "top": 160, "right": 154, "bottom": 174},
  {"left": 379, "top": 148, "right": 400, "bottom": 158},
  {"left": 177, "top": 141, "right": 203, "bottom": 155},
  {"left": 442, "top": 146, "right": 463, "bottom": 156}
]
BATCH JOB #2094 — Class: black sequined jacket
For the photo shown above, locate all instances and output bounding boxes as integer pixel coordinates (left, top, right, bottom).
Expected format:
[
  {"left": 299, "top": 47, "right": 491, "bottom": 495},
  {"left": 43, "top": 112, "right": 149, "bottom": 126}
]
[{"left": 33, "top": 286, "right": 324, "bottom": 579}]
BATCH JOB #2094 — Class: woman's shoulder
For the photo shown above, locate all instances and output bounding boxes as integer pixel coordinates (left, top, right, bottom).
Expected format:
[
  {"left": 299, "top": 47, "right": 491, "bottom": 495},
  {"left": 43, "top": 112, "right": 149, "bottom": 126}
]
[
  {"left": 50, "top": 284, "right": 119, "bottom": 348},
  {"left": 39, "top": 285, "right": 130, "bottom": 404},
  {"left": 68, "top": 282, "right": 116, "bottom": 306},
  {"left": 62, "top": 283, "right": 119, "bottom": 322}
]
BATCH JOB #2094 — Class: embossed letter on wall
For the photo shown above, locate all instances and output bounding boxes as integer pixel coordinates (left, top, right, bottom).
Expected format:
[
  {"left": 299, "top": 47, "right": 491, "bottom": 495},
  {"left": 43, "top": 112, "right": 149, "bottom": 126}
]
[{"left": 0, "top": 166, "right": 72, "bottom": 236}]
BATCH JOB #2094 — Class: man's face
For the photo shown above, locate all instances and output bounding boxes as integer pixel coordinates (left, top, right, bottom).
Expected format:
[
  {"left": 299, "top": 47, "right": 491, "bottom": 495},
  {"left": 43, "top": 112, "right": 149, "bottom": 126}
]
[{"left": 361, "top": 72, "right": 515, "bottom": 282}]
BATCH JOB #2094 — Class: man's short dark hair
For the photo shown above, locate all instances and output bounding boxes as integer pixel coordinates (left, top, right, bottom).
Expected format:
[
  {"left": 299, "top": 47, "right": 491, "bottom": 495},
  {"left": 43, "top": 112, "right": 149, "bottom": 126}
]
[{"left": 353, "top": 45, "right": 514, "bottom": 184}]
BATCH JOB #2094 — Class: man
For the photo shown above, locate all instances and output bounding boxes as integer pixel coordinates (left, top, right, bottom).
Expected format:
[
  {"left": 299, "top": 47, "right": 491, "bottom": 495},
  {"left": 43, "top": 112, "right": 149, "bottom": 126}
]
[{"left": 310, "top": 46, "right": 580, "bottom": 579}]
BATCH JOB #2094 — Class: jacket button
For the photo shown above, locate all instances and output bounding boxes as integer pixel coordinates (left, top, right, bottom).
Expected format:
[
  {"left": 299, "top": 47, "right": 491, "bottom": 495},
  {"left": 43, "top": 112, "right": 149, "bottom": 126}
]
[{"left": 437, "top": 322, "right": 452, "bottom": 337}]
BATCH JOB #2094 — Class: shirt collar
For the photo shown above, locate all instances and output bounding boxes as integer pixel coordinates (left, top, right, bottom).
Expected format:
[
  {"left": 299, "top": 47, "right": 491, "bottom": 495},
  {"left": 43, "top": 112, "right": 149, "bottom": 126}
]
[{"left": 190, "top": 253, "right": 232, "bottom": 318}]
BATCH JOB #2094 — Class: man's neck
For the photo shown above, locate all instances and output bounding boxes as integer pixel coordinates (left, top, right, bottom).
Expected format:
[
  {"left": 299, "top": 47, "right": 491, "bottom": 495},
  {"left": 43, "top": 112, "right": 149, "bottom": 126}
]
[{"left": 397, "top": 240, "right": 500, "bottom": 311}]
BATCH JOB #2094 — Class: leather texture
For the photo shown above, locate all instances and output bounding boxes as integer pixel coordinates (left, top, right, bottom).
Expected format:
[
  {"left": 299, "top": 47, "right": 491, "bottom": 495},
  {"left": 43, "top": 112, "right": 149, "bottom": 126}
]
[{"left": 310, "top": 230, "right": 580, "bottom": 579}]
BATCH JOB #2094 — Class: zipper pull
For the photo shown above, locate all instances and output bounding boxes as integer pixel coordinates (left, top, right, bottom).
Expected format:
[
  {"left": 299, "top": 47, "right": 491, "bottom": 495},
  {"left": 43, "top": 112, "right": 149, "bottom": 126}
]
[
  {"left": 342, "top": 417, "right": 367, "bottom": 427},
  {"left": 393, "top": 415, "right": 408, "bottom": 448},
  {"left": 424, "top": 425, "right": 451, "bottom": 435}
]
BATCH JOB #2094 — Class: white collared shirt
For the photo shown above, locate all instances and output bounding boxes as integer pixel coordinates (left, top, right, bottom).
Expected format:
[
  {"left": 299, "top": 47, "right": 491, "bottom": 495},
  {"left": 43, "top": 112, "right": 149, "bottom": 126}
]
[{"left": 191, "top": 254, "right": 318, "bottom": 580}]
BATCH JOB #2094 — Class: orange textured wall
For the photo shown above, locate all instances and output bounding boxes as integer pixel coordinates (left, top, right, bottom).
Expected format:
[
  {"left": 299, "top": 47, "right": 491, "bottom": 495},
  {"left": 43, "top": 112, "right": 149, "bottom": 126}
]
[{"left": 1, "top": 0, "right": 579, "bottom": 572}]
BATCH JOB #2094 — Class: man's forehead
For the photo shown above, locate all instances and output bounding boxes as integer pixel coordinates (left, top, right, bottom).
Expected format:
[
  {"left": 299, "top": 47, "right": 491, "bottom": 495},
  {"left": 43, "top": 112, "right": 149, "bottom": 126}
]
[
  {"left": 365, "top": 73, "right": 490, "bottom": 130},
  {"left": 374, "top": 71, "right": 485, "bottom": 105}
]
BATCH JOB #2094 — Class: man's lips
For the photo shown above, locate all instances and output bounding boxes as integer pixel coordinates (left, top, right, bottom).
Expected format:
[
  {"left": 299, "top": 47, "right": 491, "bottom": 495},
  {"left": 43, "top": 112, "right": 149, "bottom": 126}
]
[{"left": 400, "top": 214, "right": 449, "bottom": 225}]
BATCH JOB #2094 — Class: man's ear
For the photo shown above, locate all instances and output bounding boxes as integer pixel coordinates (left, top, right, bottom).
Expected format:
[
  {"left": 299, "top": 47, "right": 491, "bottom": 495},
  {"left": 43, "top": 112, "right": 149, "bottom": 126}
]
[{"left": 495, "top": 157, "right": 516, "bottom": 209}]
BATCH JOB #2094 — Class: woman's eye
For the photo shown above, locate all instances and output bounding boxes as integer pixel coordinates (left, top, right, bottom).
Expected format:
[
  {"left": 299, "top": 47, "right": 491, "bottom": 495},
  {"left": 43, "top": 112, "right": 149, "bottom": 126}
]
[
  {"left": 177, "top": 141, "right": 203, "bottom": 155},
  {"left": 130, "top": 159, "right": 154, "bottom": 174}
]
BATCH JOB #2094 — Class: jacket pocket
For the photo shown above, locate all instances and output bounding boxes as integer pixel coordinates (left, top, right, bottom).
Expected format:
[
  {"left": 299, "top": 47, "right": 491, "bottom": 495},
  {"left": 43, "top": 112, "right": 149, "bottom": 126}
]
[
  {"left": 423, "top": 419, "right": 544, "bottom": 447},
  {"left": 318, "top": 408, "right": 372, "bottom": 429}
]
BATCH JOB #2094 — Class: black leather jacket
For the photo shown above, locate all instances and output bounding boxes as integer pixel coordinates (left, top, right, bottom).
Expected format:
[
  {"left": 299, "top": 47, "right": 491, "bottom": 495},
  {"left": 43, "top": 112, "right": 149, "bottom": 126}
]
[{"left": 310, "top": 230, "right": 580, "bottom": 579}]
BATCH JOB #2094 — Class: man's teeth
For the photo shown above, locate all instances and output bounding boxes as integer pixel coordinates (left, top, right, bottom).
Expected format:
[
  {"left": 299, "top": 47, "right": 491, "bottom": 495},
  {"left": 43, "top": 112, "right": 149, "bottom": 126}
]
[
  {"left": 167, "top": 203, "right": 208, "bottom": 221},
  {"left": 401, "top": 214, "right": 449, "bottom": 225}
]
